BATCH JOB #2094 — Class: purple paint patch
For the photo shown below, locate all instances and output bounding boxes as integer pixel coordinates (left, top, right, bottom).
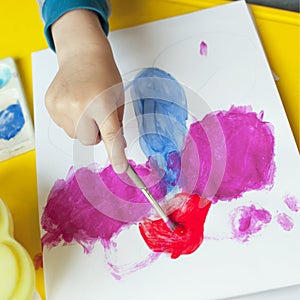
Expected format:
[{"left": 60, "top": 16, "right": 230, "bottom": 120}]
[
  {"left": 41, "top": 162, "right": 167, "bottom": 253},
  {"left": 180, "top": 106, "right": 275, "bottom": 201},
  {"left": 276, "top": 213, "right": 294, "bottom": 231},
  {"left": 284, "top": 195, "right": 300, "bottom": 212},
  {"left": 199, "top": 41, "right": 208, "bottom": 56},
  {"left": 231, "top": 205, "right": 272, "bottom": 242}
]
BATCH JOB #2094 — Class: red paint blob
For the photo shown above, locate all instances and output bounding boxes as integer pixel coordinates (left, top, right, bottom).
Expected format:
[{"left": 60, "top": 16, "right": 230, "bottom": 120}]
[{"left": 139, "top": 193, "right": 211, "bottom": 259}]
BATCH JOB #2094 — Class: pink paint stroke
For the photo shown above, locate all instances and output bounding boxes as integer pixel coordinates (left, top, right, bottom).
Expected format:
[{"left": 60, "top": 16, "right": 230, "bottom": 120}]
[
  {"left": 230, "top": 205, "right": 272, "bottom": 242},
  {"left": 41, "top": 162, "right": 167, "bottom": 253},
  {"left": 199, "top": 41, "right": 208, "bottom": 56},
  {"left": 276, "top": 213, "right": 294, "bottom": 231},
  {"left": 284, "top": 195, "right": 300, "bottom": 212},
  {"left": 180, "top": 106, "right": 275, "bottom": 201}
]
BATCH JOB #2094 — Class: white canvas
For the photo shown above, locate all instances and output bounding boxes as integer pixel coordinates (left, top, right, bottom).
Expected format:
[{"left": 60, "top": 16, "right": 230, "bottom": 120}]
[{"left": 33, "top": 2, "right": 300, "bottom": 299}]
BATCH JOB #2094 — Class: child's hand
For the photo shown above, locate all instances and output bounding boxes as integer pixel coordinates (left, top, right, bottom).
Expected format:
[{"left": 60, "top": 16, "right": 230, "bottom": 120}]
[{"left": 45, "top": 9, "right": 128, "bottom": 174}]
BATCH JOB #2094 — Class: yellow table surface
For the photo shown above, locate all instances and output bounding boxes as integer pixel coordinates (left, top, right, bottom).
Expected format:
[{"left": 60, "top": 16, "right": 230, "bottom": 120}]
[{"left": 0, "top": 0, "right": 299, "bottom": 298}]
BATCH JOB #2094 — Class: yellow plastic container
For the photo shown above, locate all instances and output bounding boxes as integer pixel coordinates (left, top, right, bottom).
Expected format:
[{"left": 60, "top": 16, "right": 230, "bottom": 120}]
[{"left": 0, "top": 199, "right": 35, "bottom": 300}]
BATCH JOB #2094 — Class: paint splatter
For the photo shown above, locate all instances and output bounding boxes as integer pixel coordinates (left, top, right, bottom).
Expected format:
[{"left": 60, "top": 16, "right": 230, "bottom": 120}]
[
  {"left": 129, "top": 68, "right": 188, "bottom": 192},
  {"left": 0, "top": 103, "right": 25, "bottom": 140},
  {"left": 230, "top": 205, "right": 272, "bottom": 242},
  {"left": 0, "top": 64, "right": 12, "bottom": 88},
  {"left": 276, "top": 213, "right": 294, "bottom": 231},
  {"left": 180, "top": 106, "right": 275, "bottom": 201},
  {"left": 139, "top": 193, "right": 211, "bottom": 259},
  {"left": 199, "top": 41, "right": 208, "bottom": 56},
  {"left": 284, "top": 195, "right": 300, "bottom": 212},
  {"left": 41, "top": 162, "right": 167, "bottom": 253}
]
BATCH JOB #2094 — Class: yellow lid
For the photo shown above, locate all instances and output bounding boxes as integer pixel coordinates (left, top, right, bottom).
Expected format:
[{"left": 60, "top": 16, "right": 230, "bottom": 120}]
[{"left": 0, "top": 199, "right": 35, "bottom": 300}]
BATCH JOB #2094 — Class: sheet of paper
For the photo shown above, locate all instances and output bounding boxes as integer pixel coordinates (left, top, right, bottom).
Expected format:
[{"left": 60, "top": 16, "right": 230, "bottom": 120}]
[{"left": 33, "top": 2, "right": 300, "bottom": 299}]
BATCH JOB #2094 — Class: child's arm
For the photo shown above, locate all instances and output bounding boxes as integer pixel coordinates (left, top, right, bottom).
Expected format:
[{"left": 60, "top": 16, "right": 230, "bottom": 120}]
[{"left": 39, "top": 1, "right": 128, "bottom": 173}]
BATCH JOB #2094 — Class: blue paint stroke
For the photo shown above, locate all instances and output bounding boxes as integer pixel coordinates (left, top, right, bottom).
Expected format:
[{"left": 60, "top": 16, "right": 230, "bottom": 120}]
[
  {"left": 0, "top": 103, "right": 25, "bottom": 140},
  {"left": 129, "top": 68, "right": 188, "bottom": 191},
  {"left": 0, "top": 65, "right": 12, "bottom": 88}
]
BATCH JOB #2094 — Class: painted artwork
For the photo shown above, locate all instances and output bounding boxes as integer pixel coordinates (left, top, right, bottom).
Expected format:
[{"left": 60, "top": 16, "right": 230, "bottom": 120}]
[{"left": 33, "top": 2, "right": 300, "bottom": 300}]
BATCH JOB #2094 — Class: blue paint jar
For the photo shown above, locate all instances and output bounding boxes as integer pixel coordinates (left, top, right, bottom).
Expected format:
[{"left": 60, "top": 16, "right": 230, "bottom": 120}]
[{"left": 0, "top": 64, "right": 12, "bottom": 88}]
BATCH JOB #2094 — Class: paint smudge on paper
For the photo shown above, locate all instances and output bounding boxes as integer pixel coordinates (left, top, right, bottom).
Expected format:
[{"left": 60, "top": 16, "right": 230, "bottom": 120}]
[
  {"left": 284, "top": 195, "right": 300, "bottom": 212},
  {"left": 129, "top": 68, "right": 188, "bottom": 191},
  {"left": 180, "top": 106, "right": 275, "bottom": 201},
  {"left": 139, "top": 193, "right": 211, "bottom": 258},
  {"left": 0, "top": 64, "right": 12, "bottom": 88},
  {"left": 276, "top": 213, "right": 294, "bottom": 231},
  {"left": 0, "top": 103, "right": 25, "bottom": 140},
  {"left": 230, "top": 205, "right": 272, "bottom": 242},
  {"left": 42, "top": 162, "right": 167, "bottom": 253},
  {"left": 199, "top": 41, "right": 208, "bottom": 56},
  {"left": 104, "top": 241, "right": 160, "bottom": 280}
]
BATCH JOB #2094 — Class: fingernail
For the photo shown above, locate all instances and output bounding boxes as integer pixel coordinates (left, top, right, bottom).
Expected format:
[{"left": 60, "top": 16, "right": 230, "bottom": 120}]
[{"left": 113, "top": 162, "right": 129, "bottom": 174}]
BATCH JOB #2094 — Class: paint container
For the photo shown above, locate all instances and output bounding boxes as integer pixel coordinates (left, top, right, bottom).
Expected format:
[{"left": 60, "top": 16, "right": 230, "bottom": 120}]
[
  {"left": 0, "top": 198, "right": 36, "bottom": 300},
  {"left": 0, "top": 57, "right": 34, "bottom": 161}
]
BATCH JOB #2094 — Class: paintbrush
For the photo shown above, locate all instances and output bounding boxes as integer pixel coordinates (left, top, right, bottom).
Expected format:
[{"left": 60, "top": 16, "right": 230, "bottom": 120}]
[{"left": 126, "top": 164, "right": 177, "bottom": 231}]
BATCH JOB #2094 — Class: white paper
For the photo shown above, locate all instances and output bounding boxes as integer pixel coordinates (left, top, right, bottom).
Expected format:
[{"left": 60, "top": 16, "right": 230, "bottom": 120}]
[{"left": 33, "top": 2, "right": 300, "bottom": 299}]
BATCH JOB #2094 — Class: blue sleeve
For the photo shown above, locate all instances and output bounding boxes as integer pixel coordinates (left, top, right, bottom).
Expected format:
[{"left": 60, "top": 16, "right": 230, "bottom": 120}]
[{"left": 42, "top": 0, "right": 109, "bottom": 51}]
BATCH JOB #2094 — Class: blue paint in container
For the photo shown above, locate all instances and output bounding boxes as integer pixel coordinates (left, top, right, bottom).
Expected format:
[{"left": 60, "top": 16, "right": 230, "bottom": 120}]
[
  {"left": 0, "top": 64, "right": 12, "bottom": 88},
  {"left": 0, "top": 57, "right": 34, "bottom": 161},
  {"left": 0, "top": 103, "right": 25, "bottom": 140}
]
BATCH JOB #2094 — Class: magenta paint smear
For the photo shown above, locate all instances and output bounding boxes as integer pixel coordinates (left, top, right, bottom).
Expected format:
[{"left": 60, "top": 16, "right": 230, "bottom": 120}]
[
  {"left": 276, "top": 213, "right": 294, "bottom": 231},
  {"left": 180, "top": 106, "right": 275, "bottom": 201},
  {"left": 284, "top": 195, "right": 300, "bottom": 212},
  {"left": 41, "top": 162, "right": 167, "bottom": 253},
  {"left": 230, "top": 205, "right": 272, "bottom": 242},
  {"left": 104, "top": 239, "right": 161, "bottom": 280},
  {"left": 199, "top": 41, "right": 208, "bottom": 56}
]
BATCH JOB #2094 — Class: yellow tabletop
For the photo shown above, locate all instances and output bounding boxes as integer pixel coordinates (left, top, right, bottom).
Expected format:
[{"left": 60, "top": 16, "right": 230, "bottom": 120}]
[{"left": 0, "top": 0, "right": 299, "bottom": 298}]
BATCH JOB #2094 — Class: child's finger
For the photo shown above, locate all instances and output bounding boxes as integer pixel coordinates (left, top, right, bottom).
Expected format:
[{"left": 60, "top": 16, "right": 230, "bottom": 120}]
[
  {"left": 96, "top": 109, "right": 128, "bottom": 174},
  {"left": 75, "top": 116, "right": 101, "bottom": 145},
  {"left": 61, "top": 117, "right": 76, "bottom": 139}
]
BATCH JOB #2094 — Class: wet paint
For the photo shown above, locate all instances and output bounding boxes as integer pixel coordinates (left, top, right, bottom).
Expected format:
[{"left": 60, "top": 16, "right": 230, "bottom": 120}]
[
  {"left": 180, "top": 106, "right": 275, "bottom": 201},
  {"left": 139, "top": 193, "right": 211, "bottom": 259},
  {"left": 199, "top": 41, "right": 208, "bottom": 56},
  {"left": 41, "top": 162, "right": 167, "bottom": 253},
  {"left": 276, "top": 213, "right": 294, "bottom": 231},
  {"left": 0, "top": 103, "right": 25, "bottom": 140},
  {"left": 284, "top": 195, "right": 300, "bottom": 212},
  {"left": 230, "top": 205, "right": 272, "bottom": 242},
  {"left": 129, "top": 68, "right": 188, "bottom": 192}
]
